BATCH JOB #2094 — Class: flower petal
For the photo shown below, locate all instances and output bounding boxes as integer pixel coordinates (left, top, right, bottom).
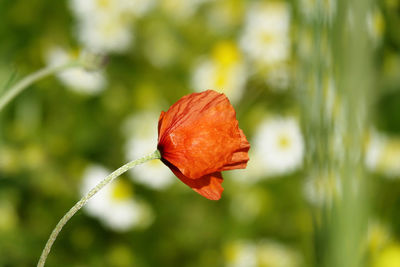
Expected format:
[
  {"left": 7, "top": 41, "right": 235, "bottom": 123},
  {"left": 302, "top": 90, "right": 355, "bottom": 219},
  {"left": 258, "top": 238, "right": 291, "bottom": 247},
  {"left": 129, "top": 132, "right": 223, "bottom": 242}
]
[
  {"left": 221, "top": 128, "right": 250, "bottom": 171},
  {"left": 157, "top": 111, "right": 166, "bottom": 135},
  {"left": 158, "top": 90, "right": 250, "bottom": 179},
  {"left": 162, "top": 159, "right": 224, "bottom": 200}
]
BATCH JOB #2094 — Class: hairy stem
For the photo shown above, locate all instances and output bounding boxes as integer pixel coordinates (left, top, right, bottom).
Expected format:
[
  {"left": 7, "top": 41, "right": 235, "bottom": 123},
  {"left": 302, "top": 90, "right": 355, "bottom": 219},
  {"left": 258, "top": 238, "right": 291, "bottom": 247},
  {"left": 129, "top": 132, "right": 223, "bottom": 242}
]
[
  {"left": 37, "top": 150, "right": 161, "bottom": 267},
  {"left": 0, "top": 61, "right": 81, "bottom": 112}
]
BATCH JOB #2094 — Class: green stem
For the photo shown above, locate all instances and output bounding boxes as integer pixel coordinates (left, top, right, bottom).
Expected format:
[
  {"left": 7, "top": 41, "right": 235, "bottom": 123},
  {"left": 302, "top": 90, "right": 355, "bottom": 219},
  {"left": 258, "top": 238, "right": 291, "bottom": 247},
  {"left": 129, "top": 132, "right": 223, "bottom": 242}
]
[
  {"left": 0, "top": 61, "right": 82, "bottom": 112},
  {"left": 37, "top": 150, "right": 161, "bottom": 267}
]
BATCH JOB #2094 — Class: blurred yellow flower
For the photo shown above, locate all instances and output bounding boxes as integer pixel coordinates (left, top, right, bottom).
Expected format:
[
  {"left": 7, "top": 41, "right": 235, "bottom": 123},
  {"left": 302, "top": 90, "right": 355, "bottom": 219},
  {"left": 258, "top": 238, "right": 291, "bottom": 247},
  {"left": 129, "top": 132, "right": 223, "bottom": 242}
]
[
  {"left": 373, "top": 243, "right": 400, "bottom": 267},
  {"left": 191, "top": 41, "right": 247, "bottom": 104},
  {"left": 81, "top": 165, "right": 154, "bottom": 231},
  {"left": 212, "top": 41, "right": 241, "bottom": 66},
  {"left": 367, "top": 221, "right": 391, "bottom": 254},
  {"left": 111, "top": 179, "right": 134, "bottom": 201},
  {"left": 44, "top": 46, "right": 106, "bottom": 94}
]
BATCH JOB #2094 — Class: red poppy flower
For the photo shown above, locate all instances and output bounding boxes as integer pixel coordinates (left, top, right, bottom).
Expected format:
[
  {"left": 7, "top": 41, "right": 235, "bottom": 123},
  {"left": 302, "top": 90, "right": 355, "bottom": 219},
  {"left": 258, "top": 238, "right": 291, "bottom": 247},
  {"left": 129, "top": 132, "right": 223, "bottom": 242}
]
[{"left": 157, "top": 90, "right": 250, "bottom": 200}]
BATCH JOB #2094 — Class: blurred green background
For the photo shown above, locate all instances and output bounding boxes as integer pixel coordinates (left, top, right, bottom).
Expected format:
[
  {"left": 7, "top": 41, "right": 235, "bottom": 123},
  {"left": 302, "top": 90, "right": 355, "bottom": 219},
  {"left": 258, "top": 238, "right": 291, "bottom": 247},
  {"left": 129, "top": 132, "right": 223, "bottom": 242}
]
[{"left": 1, "top": 0, "right": 400, "bottom": 266}]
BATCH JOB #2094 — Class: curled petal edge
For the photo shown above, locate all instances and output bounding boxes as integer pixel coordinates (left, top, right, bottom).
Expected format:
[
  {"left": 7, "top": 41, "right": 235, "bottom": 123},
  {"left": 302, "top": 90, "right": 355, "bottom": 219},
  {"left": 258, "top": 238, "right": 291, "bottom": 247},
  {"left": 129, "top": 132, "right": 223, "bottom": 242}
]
[{"left": 162, "top": 159, "right": 224, "bottom": 200}]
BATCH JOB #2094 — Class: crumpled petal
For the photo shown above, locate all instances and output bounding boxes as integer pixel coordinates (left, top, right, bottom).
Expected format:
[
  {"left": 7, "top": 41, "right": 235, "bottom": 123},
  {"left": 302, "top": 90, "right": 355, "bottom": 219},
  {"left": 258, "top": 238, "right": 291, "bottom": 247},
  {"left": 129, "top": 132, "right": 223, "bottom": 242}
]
[
  {"left": 158, "top": 90, "right": 250, "bottom": 179},
  {"left": 162, "top": 159, "right": 224, "bottom": 200}
]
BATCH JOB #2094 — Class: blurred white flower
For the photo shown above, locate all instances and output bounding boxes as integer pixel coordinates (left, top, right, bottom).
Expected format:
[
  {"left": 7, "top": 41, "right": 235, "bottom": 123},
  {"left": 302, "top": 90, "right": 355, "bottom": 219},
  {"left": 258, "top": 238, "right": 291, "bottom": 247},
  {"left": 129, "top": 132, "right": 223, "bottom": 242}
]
[
  {"left": 253, "top": 117, "right": 304, "bottom": 176},
  {"left": 70, "top": 0, "right": 155, "bottom": 20},
  {"left": 81, "top": 165, "right": 153, "bottom": 232},
  {"left": 265, "top": 63, "right": 291, "bottom": 90},
  {"left": 70, "top": 0, "right": 116, "bottom": 18},
  {"left": 120, "top": 0, "right": 156, "bottom": 17},
  {"left": 365, "top": 130, "right": 386, "bottom": 171},
  {"left": 230, "top": 150, "right": 265, "bottom": 183},
  {"left": 191, "top": 41, "right": 247, "bottom": 104},
  {"left": 225, "top": 241, "right": 257, "bottom": 267},
  {"left": 240, "top": 2, "right": 291, "bottom": 66},
  {"left": 303, "top": 170, "right": 341, "bottom": 207},
  {"left": 123, "top": 111, "right": 174, "bottom": 190},
  {"left": 45, "top": 47, "right": 106, "bottom": 94},
  {"left": 225, "top": 240, "right": 301, "bottom": 267},
  {"left": 69, "top": 0, "right": 155, "bottom": 53},
  {"left": 366, "top": 131, "right": 400, "bottom": 178},
  {"left": 76, "top": 16, "right": 134, "bottom": 53},
  {"left": 256, "top": 240, "right": 301, "bottom": 267}
]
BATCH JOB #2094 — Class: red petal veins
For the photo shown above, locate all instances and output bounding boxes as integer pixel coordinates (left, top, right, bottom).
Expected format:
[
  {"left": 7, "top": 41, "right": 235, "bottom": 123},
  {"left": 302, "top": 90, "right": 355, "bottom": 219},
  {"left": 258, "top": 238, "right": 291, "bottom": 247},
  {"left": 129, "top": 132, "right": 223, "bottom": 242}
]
[
  {"left": 157, "top": 90, "right": 250, "bottom": 179},
  {"left": 157, "top": 90, "right": 250, "bottom": 200},
  {"left": 158, "top": 90, "right": 223, "bottom": 144},
  {"left": 182, "top": 173, "right": 224, "bottom": 201},
  {"left": 221, "top": 128, "right": 250, "bottom": 171}
]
